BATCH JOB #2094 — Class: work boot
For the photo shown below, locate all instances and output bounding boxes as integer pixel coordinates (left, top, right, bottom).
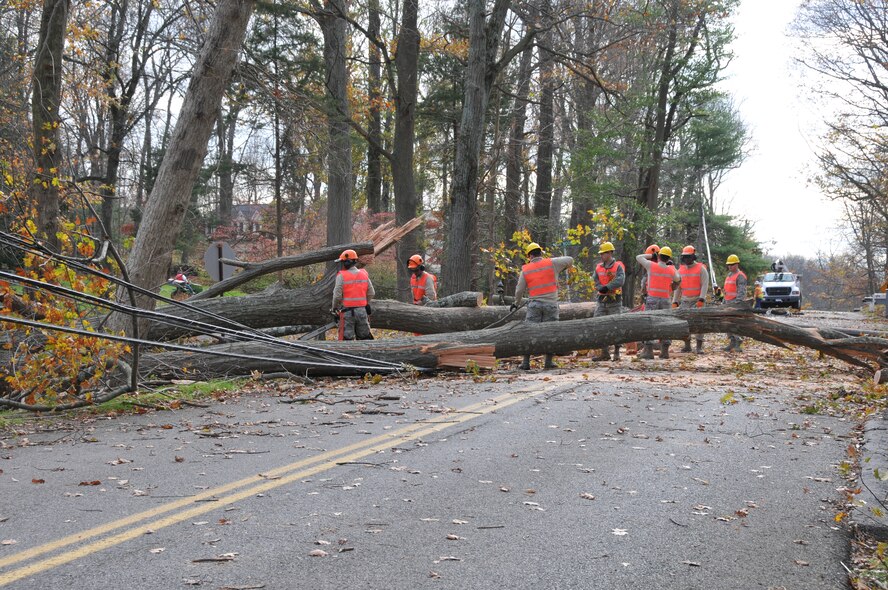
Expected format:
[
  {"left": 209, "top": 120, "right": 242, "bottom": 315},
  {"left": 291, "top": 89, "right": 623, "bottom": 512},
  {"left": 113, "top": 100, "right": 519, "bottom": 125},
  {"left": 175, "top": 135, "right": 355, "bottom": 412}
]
[
  {"left": 612, "top": 345, "right": 621, "bottom": 362},
  {"left": 722, "top": 343, "right": 734, "bottom": 353},
  {"left": 519, "top": 355, "right": 531, "bottom": 371},
  {"left": 592, "top": 348, "right": 611, "bottom": 361},
  {"left": 639, "top": 344, "right": 655, "bottom": 360},
  {"left": 543, "top": 354, "right": 557, "bottom": 370},
  {"left": 695, "top": 340, "right": 704, "bottom": 355},
  {"left": 660, "top": 342, "right": 670, "bottom": 359},
  {"left": 681, "top": 340, "right": 692, "bottom": 353}
]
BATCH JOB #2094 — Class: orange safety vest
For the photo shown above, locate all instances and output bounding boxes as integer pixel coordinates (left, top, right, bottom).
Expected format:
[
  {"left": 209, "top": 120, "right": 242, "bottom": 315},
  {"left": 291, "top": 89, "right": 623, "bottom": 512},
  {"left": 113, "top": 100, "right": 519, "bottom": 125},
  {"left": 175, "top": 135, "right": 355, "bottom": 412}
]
[
  {"left": 410, "top": 272, "right": 437, "bottom": 304},
  {"left": 339, "top": 268, "right": 370, "bottom": 307},
  {"left": 724, "top": 270, "right": 746, "bottom": 301},
  {"left": 647, "top": 262, "right": 675, "bottom": 299},
  {"left": 522, "top": 258, "right": 558, "bottom": 298},
  {"left": 679, "top": 263, "right": 706, "bottom": 298},
  {"left": 595, "top": 260, "right": 625, "bottom": 295}
]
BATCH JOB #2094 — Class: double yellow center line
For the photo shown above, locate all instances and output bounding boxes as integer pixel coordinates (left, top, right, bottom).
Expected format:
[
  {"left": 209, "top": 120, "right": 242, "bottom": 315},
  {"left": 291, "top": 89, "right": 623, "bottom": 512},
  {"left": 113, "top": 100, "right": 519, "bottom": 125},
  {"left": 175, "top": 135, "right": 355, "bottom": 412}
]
[{"left": 0, "top": 385, "right": 552, "bottom": 586}]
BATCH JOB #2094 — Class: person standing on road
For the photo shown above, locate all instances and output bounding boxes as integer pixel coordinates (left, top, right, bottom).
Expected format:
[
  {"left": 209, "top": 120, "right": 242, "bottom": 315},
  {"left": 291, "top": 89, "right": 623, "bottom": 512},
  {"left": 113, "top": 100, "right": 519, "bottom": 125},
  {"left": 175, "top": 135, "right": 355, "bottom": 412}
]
[
  {"left": 723, "top": 254, "right": 747, "bottom": 352},
  {"left": 636, "top": 245, "right": 681, "bottom": 359},
  {"left": 332, "top": 249, "right": 375, "bottom": 340},
  {"left": 673, "top": 245, "right": 709, "bottom": 354},
  {"left": 512, "top": 241, "right": 574, "bottom": 370},
  {"left": 638, "top": 244, "right": 659, "bottom": 308},
  {"left": 408, "top": 254, "right": 437, "bottom": 305},
  {"left": 592, "top": 241, "right": 625, "bottom": 361}
]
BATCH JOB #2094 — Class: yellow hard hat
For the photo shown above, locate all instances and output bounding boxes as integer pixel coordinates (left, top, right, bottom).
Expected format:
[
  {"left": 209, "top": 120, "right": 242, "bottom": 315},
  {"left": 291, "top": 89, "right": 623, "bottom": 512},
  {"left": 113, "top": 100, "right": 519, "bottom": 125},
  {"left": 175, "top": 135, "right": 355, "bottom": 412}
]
[
  {"left": 726, "top": 254, "right": 740, "bottom": 265},
  {"left": 598, "top": 241, "right": 615, "bottom": 254},
  {"left": 525, "top": 242, "right": 542, "bottom": 256},
  {"left": 658, "top": 246, "right": 673, "bottom": 258}
]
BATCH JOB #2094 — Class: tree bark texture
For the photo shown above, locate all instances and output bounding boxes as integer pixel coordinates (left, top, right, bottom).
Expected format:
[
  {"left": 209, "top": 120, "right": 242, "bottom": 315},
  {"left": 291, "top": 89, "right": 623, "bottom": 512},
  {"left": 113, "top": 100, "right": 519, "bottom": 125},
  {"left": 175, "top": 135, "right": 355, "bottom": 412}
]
[
  {"left": 442, "top": 0, "right": 511, "bottom": 294},
  {"left": 31, "top": 0, "right": 70, "bottom": 251},
  {"left": 321, "top": 0, "right": 353, "bottom": 252},
  {"left": 504, "top": 42, "right": 532, "bottom": 247},
  {"left": 392, "top": 0, "right": 420, "bottom": 303},
  {"left": 532, "top": 4, "right": 555, "bottom": 246},
  {"left": 366, "top": 0, "right": 383, "bottom": 214},
  {"left": 114, "top": 0, "right": 255, "bottom": 331}
]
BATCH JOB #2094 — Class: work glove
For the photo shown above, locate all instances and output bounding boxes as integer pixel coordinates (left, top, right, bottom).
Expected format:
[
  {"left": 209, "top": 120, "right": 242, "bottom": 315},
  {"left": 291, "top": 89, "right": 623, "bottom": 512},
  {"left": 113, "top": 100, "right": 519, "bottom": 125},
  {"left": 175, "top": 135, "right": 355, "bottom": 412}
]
[
  {"left": 598, "top": 286, "right": 609, "bottom": 294},
  {"left": 365, "top": 304, "right": 372, "bottom": 316},
  {"left": 509, "top": 303, "right": 518, "bottom": 312},
  {"left": 330, "top": 309, "right": 340, "bottom": 320},
  {"left": 696, "top": 299, "right": 705, "bottom": 308},
  {"left": 671, "top": 302, "right": 679, "bottom": 309}
]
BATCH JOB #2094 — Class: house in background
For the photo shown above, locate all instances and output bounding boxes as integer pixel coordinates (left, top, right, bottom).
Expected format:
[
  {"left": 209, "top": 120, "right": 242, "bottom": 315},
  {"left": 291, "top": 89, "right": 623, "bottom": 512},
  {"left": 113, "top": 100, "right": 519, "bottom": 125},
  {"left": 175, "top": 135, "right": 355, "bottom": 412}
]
[{"left": 208, "top": 203, "right": 270, "bottom": 240}]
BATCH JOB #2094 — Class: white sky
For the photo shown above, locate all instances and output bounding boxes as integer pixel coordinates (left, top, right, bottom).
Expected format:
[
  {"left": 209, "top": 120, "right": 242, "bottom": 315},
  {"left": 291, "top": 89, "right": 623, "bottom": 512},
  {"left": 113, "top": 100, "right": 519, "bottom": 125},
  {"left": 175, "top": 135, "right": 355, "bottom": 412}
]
[{"left": 716, "top": 0, "right": 845, "bottom": 257}]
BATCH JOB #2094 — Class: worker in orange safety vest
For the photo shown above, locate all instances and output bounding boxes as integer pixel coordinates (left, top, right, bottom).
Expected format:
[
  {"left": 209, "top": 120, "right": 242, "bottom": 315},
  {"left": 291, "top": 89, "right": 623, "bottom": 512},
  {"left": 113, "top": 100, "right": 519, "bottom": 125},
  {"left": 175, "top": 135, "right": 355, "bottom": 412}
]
[
  {"left": 408, "top": 254, "right": 437, "bottom": 305},
  {"left": 512, "top": 241, "right": 574, "bottom": 370},
  {"left": 636, "top": 245, "right": 681, "bottom": 359},
  {"left": 592, "top": 241, "right": 625, "bottom": 361},
  {"left": 672, "top": 245, "right": 710, "bottom": 354},
  {"left": 331, "top": 249, "right": 375, "bottom": 340},
  {"left": 723, "top": 254, "right": 747, "bottom": 352}
]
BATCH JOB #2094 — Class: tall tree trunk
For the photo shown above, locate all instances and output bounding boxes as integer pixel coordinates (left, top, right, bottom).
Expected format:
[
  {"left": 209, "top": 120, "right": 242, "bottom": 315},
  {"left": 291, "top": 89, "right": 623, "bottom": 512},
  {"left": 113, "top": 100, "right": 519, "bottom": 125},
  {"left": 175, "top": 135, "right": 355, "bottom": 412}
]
[
  {"left": 533, "top": 3, "right": 555, "bottom": 247},
  {"left": 504, "top": 41, "right": 532, "bottom": 248},
  {"left": 321, "top": 0, "right": 353, "bottom": 255},
  {"left": 216, "top": 110, "right": 236, "bottom": 224},
  {"left": 366, "top": 0, "right": 383, "bottom": 214},
  {"left": 31, "top": 0, "right": 70, "bottom": 251},
  {"left": 441, "top": 0, "right": 511, "bottom": 294},
  {"left": 113, "top": 0, "right": 255, "bottom": 331},
  {"left": 392, "top": 0, "right": 420, "bottom": 302}
]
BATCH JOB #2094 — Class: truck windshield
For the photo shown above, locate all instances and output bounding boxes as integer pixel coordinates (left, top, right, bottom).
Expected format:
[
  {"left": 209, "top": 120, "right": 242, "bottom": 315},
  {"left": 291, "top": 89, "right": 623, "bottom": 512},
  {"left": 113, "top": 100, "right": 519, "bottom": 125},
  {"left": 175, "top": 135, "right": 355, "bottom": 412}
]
[{"left": 763, "top": 273, "right": 795, "bottom": 282}]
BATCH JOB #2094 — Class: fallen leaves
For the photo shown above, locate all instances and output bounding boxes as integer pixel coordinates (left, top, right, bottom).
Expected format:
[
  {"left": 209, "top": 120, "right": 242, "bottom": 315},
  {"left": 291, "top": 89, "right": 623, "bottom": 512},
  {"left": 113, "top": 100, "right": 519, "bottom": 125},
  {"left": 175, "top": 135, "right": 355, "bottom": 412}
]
[
  {"left": 579, "top": 493, "right": 596, "bottom": 500},
  {"left": 31, "top": 479, "right": 44, "bottom": 484},
  {"left": 78, "top": 480, "right": 101, "bottom": 486},
  {"left": 612, "top": 528, "right": 628, "bottom": 536},
  {"left": 309, "top": 549, "right": 328, "bottom": 557},
  {"left": 1, "top": 539, "right": 17, "bottom": 546}
]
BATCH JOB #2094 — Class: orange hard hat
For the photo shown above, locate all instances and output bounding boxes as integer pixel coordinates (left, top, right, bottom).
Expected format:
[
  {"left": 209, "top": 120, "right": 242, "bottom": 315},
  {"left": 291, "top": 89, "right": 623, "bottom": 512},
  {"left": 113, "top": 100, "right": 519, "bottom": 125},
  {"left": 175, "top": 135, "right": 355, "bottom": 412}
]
[
  {"left": 338, "top": 249, "right": 358, "bottom": 261},
  {"left": 645, "top": 244, "right": 660, "bottom": 256},
  {"left": 408, "top": 254, "right": 424, "bottom": 268},
  {"left": 681, "top": 245, "right": 696, "bottom": 256}
]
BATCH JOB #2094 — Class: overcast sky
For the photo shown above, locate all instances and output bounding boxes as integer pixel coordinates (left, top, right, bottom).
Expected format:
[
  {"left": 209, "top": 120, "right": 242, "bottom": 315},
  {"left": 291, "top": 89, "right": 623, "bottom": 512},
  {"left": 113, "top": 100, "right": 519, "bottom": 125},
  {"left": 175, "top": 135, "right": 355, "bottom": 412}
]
[{"left": 716, "top": 0, "right": 845, "bottom": 258}]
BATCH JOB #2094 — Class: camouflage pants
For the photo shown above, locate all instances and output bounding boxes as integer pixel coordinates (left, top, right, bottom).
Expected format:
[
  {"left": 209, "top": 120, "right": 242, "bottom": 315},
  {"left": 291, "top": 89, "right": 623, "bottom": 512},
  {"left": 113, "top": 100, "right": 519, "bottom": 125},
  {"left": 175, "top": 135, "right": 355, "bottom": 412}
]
[
  {"left": 679, "top": 299, "right": 704, "bottom": 344},
  {"left": 594, "top": 297, "right": 622, "bottom": 317},
  {"left": 342, "top": 307, "right": 372, "bottom": 340}
]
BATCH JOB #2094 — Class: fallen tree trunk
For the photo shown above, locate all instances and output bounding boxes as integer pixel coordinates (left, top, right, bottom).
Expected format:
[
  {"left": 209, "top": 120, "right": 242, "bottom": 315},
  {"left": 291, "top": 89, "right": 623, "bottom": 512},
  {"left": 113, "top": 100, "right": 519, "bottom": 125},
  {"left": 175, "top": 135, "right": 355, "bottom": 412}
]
[
  {"left": 138, "top": 304, "right": 887, "bottom": 379},
  {"left": 146, "top": 294, "right": 598, "bottom": 341},
  {"left": 190, "top": 242, "right": 374, "bottom": 301},
  {"left": 425, "top": 291, "right": 483, "bottom": 308}
]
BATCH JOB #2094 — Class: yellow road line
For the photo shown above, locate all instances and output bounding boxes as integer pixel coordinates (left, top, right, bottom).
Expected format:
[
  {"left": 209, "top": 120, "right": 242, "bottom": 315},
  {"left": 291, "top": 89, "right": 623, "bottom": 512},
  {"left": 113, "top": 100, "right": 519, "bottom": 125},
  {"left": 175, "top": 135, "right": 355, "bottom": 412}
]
[
  {"left": 0, "top": 386, "right": 546, "bottom": 586},
  {"left": 0, "top": 395, "right": 495, "bottom": 571}
]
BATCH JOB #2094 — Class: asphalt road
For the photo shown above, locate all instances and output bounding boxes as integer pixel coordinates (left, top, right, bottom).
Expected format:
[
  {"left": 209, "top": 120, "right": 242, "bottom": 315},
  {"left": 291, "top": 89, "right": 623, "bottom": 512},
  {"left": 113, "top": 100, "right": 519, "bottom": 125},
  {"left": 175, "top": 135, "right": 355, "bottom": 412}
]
[{"left": 0, "top": 358, "right": 853, "bottom": 590}]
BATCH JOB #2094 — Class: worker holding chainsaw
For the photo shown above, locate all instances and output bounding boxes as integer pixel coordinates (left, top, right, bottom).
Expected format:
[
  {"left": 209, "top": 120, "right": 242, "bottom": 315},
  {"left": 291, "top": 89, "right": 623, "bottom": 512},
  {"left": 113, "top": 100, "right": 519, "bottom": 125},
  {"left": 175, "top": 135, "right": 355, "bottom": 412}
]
[
  {"left": 511, "top": 241, "right": 574, "bottom": 370},
  {"left": 331, "top": 249, "right": 375, "bottom": 340},
  {"left": 672, "top": 245, "right": 709, "bottom": 354},
  {"left": 592, "top": 241, "right": 625, "bottom": 361}
]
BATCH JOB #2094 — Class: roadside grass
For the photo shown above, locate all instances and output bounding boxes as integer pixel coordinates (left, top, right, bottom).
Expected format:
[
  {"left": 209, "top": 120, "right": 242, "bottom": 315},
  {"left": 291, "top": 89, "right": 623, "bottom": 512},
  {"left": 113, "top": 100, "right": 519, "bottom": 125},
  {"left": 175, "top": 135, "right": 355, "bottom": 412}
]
[
  {"left": 0, "top": 378, "right": 245, "bottom": 433},
  {"left": 850, "top": 531, "right": 888, "bottom": 589}
]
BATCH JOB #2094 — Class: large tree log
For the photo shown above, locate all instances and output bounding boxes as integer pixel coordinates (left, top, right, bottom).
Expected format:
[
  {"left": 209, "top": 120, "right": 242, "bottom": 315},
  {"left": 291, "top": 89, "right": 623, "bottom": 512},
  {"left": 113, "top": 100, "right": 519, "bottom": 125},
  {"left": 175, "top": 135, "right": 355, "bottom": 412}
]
[
  {"left": 190, "top": 242, "right": 374, "bottom": 301},
  {"left": 138, "top": 304, "right": 888, "bottom": 379},
  {"left": 425, "top": 292, "right": 483, "bottom": 308},
  {"left": 146, "top": 295, "right": 598, "bottom": 341}
]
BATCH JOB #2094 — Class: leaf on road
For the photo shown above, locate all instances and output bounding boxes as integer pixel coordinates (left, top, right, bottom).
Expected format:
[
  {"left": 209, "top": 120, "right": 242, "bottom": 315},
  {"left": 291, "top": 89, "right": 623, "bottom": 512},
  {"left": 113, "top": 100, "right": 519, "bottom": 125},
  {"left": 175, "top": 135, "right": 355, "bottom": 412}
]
[
  {"left": 446, "top": 534, "right": 462, "bottom": 540},
  {"left": 149, "top": 547, "right": 165, "bottom": 554},
  {"left": 107, "top": 457, "right": 131, "bottom": 465},
  {"left": 735, "top": 509, "right": 749, "bottom": 518},
  {"left": 31, "top": 479, "right": 44, "bottom": 484},
  {"left": 1, "top": 540, "right": 17, "bottom": 545},
  {"left": 452, "top": 519, "right": 468, "bottom": 525},
  {"left": 309, "top": 549, "right": 328, "bottom": 557},
  {"left": 794, "top": 539, "right": 810, "bottom": 546},
  {"left": 681, "top": 561, "right": 701, "bottom": 567},
  {"left": 579, "top": 493, "right": 596, "bottom": 500},
  {"left": 174, "top": 456, "right": 185, "bottom": 463},
  {"left": 500, "top": 487, "right": 510, "bottom": 492},
  {"left": 435, "top": 556, "right": 461, "bottom": 562},
  {"left": 219, "top": 586, "right": 265, "bottom": 590},
  {"left": 79, "top": 480, "right": 101, "bottom": 486},
  {"left": 612, "top": 529, "right": 628, "bottom": 536},
  {"left": 315, "top": 540, "right": 331, "bottom": 546},
  {"left": 795, "top": 560, "right": 810, "bottom": 566}
]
